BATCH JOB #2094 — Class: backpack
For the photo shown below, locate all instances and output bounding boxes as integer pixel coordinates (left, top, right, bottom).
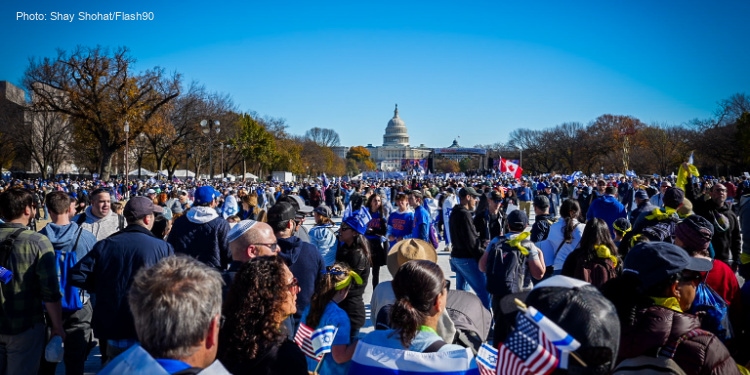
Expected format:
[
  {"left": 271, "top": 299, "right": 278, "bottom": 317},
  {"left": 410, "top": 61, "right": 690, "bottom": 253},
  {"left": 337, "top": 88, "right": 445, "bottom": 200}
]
[
  {"left": 640, "top": 218, "right": 679, "bottom": 243},
  {"left": 612, "top": 329, "right": 712, "bottom": 375},
  {"left": 485, "top": 237, "right": 526, "bottom": 296},
  {"left": 0, "top": 228, "right": 27, "bottom": 274},
  {"left": 56, "top": 228, "right": 85, "bottom": 312}
]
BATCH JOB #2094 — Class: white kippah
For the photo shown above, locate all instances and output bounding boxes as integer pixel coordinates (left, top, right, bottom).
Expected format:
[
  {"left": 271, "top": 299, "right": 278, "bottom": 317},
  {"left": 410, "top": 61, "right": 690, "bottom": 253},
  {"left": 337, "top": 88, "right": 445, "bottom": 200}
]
[{"left": 227, "top": 220, "right": 257, "bottom": 243}]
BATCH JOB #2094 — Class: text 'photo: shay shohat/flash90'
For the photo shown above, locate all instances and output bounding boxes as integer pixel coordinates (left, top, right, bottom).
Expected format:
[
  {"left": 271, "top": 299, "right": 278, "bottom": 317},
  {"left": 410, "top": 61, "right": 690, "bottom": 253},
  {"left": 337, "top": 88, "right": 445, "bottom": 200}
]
[
  {"left": 227, "top": 219, "right": 258, "bottom": 243},
  {"left": 622, "top": 241, "right": 712, "bottom": 291},
  {"left": 124, "top": 196, "right": 163, "bottom": 220},
  {"left": 386, "top": 238, "right": 438, "bottom": 276}
]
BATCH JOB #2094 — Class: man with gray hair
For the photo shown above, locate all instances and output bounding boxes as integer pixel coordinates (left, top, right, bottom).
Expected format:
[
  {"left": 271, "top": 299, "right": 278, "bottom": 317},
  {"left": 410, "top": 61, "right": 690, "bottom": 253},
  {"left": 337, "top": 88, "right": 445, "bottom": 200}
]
[{"left": 98, "top": 256, "right": 230, "bottom": 374}]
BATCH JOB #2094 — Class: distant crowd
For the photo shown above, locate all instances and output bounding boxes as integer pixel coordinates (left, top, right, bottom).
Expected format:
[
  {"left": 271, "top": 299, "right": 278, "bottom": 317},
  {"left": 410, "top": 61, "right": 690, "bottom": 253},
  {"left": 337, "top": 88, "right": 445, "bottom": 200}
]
[{"left": 2, "top": 166, "right": 750, "bottom": 374}]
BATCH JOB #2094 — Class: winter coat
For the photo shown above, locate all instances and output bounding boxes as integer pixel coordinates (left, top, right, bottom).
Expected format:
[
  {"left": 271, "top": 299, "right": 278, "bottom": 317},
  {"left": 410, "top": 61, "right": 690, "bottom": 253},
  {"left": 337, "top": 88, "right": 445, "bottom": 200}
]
[
  {"left": 168, "top": 206, "right": 231, "bottom": 270},
  {"left": 619, "top": 305, "right": 739, "bottom": 375},
  {"left": 69, "top": 225, "right": 174, "bottom": 340}
]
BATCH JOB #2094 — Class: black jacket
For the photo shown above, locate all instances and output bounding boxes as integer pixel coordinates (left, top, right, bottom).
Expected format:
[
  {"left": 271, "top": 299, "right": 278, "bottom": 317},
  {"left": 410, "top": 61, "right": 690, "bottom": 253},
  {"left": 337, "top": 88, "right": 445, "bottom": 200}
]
[
  {"left": 69, "top": 225, "right": 173, "bottom": 340},
  {"left": 686, "top": 184, "right": 741, "bottom": 265},
  {"left": 449, "top": 205, "right": 484, "bottom": 260}
]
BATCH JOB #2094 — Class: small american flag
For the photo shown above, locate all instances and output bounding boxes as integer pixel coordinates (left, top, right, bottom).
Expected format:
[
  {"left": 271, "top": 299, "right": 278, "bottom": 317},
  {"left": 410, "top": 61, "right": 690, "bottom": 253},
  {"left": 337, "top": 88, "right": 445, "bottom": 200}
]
[
  {"left": 497, "top": 312, "right": 558, "bottom": 375},
  {"left": 294, "top": 323, "right": 337, "bottom": 361},
  {"left": 476, "top": 342, "right": 498, "bottom": 375}
]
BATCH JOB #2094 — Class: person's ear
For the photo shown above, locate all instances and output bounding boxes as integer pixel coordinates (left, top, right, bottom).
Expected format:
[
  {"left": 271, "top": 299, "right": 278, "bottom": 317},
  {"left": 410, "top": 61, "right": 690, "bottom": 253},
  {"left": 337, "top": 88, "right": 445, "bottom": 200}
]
[
  {"left": 669, "top": 281, "right": 680, "bottom": 299},
  {"left": 206, "top": 314, "right": 220, "bottom": 349}
]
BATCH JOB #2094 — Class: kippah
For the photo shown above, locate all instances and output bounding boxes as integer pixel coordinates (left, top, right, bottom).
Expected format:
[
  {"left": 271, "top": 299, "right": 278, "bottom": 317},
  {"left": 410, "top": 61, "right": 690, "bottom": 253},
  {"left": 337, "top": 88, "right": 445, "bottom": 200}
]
[{"left": 227, "top": 220, "right": 257, "bottom": 243}]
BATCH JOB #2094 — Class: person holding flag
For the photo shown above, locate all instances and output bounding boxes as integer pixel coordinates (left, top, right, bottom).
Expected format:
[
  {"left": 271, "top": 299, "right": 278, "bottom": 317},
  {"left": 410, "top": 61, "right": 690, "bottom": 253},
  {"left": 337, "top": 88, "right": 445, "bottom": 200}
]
[{"left": 297, "top": 263, "right": 361, "bottom": 375}]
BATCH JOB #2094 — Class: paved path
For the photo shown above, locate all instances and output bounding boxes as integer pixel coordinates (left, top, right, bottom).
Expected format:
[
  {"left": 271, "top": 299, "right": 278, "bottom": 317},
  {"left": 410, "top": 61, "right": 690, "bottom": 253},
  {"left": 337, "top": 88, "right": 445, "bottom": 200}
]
[{"left": 50, "top": 208, "right": 537, "bottom": 374}]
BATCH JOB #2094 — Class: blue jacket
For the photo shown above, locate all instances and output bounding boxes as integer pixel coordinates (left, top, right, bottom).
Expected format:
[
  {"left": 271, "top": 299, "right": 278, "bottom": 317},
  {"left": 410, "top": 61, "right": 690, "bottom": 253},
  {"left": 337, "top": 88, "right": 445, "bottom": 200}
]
[
  {"left": 168, "top": 206, "right": 230, "bottom": 270},
  {"left": 69, "top": 225, "right": 173, "bottom": 340},
  {"left": 586, "top": 195, "right": 627, "bottom": 237}
]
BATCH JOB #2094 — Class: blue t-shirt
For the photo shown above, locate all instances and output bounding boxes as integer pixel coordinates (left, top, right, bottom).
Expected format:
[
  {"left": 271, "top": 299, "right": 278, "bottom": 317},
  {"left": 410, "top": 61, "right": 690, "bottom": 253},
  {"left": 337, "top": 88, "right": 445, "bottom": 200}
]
[
  {"left": 387, "top": 210, "right": 414, "bottom": 245},
  {"left": 411, "top": 205, "right": 431, "bottom": 241},
  {"left": 300, "top": 302, "right": 352, "bottom": 375}
]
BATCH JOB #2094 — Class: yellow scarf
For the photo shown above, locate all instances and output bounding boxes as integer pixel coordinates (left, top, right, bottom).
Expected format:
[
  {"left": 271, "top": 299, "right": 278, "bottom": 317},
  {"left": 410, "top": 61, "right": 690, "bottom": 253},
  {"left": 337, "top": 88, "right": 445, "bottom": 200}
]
[
  {"left": 507, "top": 232, "right": 530, "bottom": 256},
  {"left": 335, "top": 271, "right": 363, "bottom": 291},
  {"left": 594, "top": 244, "right": 618, "bottom": 267},
  {"left": 645, "top": 207, "right": 677, "bottom": 221},
  {"left": 650, "top": 296, "right": 683, "bottom": 313}
]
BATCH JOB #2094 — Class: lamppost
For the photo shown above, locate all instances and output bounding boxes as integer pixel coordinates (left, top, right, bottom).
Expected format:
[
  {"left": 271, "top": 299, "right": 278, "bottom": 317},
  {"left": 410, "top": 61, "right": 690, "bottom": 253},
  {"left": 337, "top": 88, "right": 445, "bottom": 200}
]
[
  {"left": 220, "top": 143, "right": 232, "bottom": 180},
  {"left": 185, "top": 152, "right": 191, "bottom": 181},
  {"left": 200, "top": 119, "right": 220, "bottom": 180},
  {"left": 513, "top": 145, "right": 523, "bottom": 170},
  {"left": 124, "top": 121, "right": 130, "bottom": 199}
]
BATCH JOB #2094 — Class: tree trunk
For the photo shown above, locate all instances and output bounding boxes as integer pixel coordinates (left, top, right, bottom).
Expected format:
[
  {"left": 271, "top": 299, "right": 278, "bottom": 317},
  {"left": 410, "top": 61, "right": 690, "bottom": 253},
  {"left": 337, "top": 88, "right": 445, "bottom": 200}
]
[{"left": 100, "top": 148, "right": 115, "bottom": 180}]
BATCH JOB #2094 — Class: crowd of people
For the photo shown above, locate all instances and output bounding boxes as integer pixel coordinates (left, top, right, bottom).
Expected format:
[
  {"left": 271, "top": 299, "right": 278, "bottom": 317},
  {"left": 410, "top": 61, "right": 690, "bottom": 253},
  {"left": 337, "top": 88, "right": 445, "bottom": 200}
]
[{"left": 2, "top": 166, "right": 750, "bottom": 374}]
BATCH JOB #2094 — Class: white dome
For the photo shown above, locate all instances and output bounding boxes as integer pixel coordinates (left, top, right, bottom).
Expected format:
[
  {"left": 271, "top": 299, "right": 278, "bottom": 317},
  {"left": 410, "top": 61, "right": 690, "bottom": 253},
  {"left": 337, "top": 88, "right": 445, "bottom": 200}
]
[{"left": 383, "top": 104, "right": 409, "bottom": 146}]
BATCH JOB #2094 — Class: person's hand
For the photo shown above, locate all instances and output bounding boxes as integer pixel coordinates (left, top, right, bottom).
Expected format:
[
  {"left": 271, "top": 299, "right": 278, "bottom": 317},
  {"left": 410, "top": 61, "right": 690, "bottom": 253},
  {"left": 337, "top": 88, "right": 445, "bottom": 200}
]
[{"left": 50, "top": 327, "right": 66, "bottom": 341}]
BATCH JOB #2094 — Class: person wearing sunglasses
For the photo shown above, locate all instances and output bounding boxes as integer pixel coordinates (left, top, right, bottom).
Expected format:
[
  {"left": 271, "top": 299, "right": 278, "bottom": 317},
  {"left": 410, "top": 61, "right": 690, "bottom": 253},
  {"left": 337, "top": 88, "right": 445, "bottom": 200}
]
[
  {"left": 601, "top": 242, "right": 739, "bottom": 374},
  {"left": 219, "top": 256, "right": 307, "bottom": 375}
]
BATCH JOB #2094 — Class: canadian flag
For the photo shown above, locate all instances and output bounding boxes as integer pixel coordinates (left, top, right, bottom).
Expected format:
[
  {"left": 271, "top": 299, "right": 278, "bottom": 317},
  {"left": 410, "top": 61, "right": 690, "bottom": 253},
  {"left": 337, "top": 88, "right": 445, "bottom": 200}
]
[{"left": 500, "top": 158, "right": 523, "bottom": 179}]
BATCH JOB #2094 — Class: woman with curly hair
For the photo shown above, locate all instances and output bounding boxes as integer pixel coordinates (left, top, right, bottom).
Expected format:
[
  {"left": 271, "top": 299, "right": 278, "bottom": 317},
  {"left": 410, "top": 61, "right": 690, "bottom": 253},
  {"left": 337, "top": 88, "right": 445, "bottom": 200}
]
[
  {"left": 561, "top": 217, "right": 621, "bottom": 287},
  {"left": 336, "top": 216, "right": 371, "bottom": 339},
  {"left": 299, "top": 263, "right": 361, "bottom": 375},
  {"left": 218, "top": 256, "right": 307, "bottom": 375}
]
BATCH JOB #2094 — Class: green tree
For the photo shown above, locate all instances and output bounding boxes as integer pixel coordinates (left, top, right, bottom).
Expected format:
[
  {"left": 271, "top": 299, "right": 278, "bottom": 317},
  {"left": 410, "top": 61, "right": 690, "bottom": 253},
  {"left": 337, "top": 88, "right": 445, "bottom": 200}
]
[{"left": 232, "top": 113, "right": 276, "bottom": 176}]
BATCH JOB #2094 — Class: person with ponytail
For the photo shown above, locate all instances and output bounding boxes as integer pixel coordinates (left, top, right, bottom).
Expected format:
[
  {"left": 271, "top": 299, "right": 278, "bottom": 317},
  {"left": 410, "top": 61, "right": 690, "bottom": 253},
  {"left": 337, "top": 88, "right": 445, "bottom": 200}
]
[
  {"left": 561, "top": 217, "right": 621, "bottom": 287},
  {"left": 299, "top": 263, "right": 361, "bottom": 375},
  {"left": 536, "top": 199, "right": 586, "bottom": 276},
  {"left": 360, "top": 260, "right": 465, "bottom": 352}
]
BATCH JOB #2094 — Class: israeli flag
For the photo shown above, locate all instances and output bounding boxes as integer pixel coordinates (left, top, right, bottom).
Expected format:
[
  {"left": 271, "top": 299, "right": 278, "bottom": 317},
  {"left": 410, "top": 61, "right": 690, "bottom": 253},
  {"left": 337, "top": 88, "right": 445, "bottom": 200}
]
[
  {"left": 566, "top": 171, "right": 583, "bottom": 184},
  {"left": 311, "top": 325, "right": 337, "bottom": 357},
  {"left": 525, "top": 305, "right": 580, "bottom": 369},
  {"left": 349, "top": 341, "right": 478, "bottom": 374},
  {"left": 626, "top": 170, "right": 637, "bottom": 178}
]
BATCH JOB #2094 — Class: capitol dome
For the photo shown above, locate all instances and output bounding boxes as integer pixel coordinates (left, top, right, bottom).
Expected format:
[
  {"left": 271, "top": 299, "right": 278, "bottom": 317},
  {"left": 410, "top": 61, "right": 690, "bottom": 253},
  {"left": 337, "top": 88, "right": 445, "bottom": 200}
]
[{"left": 383, "top": 104, "right": 409, "bottom": 146}]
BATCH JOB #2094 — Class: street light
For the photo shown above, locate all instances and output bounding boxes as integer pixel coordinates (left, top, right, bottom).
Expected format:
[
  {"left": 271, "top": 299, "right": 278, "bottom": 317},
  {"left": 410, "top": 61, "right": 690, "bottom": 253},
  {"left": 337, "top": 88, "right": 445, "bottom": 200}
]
[
  {"left": 220, "top": 142, "right": 232, "bottom": 179},
  {"left": 124, "top": 121, "right": 129, "bottom": 199},
  {"left": 200, "top": 119, "right": 220, "bottom": 180},
  {"left": 513, "top": 145, "right": 523, "bottom": 170}
]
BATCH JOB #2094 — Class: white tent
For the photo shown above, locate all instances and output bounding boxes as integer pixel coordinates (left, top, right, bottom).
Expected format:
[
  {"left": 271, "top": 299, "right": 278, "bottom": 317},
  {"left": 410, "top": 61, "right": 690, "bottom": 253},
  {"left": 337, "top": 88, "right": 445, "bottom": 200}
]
[
  {"left": 242, "top": 173, "right": 259, "bottom": 181},
  {"left": 128, "top": 168, "right": 156, "bottom": 177},
  {"left": 172, "top": 169, "right": 196, "bottom": 178}
]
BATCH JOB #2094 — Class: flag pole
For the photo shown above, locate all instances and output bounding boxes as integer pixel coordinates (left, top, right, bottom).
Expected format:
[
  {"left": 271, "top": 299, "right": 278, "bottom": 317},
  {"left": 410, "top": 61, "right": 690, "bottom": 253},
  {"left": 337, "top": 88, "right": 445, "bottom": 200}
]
[
  {"left": 313, "top": 353, "right": 325, "bottom": 374},
  {"left": 514, "top": 299, "right": 588, "bottom": 368}
]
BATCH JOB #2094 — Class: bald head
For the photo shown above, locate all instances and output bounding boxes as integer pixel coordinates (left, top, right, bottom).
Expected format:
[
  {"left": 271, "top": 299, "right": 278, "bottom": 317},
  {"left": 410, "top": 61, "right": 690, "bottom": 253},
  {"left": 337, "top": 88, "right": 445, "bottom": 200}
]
[{"left": 229, "top": 221, "right": 278, "bottom": 262}]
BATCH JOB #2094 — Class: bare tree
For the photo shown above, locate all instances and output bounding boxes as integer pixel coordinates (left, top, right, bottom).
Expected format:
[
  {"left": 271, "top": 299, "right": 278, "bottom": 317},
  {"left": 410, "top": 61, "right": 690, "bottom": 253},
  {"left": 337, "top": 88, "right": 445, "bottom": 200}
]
[
  {"left": 10, "top": 109, "right": 73, "bottom": 179},
  {"left": 304, "top": 127, "right": 341, "bottom": 147},
  {"left": 24, "top": 46, "right": 181, "bottom": 180}
]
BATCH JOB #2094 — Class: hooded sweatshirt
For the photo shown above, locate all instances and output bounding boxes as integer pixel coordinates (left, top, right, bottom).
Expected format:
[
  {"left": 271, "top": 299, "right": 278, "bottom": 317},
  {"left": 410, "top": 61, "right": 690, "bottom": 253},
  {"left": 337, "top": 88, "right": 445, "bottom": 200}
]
[
  {"left": 168, "top": 206, "right": 230, "bottom": 270},
  {"left": 308, "top": 223, "right": 338, "bottom": 267},
  {"left": 39, "top": 222, "right": 98, "bottom": 302}
]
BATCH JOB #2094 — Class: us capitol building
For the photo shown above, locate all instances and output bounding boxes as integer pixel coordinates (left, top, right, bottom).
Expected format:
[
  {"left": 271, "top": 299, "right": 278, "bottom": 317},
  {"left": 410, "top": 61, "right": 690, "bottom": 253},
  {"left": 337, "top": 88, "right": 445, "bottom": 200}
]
[{"left": 332, "top": 104, "right": 434, "bottom": 171}]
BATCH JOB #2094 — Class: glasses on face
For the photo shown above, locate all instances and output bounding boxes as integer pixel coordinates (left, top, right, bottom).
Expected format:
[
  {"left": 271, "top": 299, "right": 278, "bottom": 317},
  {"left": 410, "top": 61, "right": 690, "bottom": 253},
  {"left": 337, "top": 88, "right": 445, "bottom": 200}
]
[
  {"left": 218, "top": 315, "right": 226, "bottom": 329},
  {"left": 444, "top": 280, "right": 451, "bottom": 291},
  {"left": 251, "top": 242, "right": 278, "bottom": 251},
  {"left": 679, "top": 272, "right": 702, "bottom": 286},
  {"left": 286, "top": 277, "right": 300, "bottom": 293}
]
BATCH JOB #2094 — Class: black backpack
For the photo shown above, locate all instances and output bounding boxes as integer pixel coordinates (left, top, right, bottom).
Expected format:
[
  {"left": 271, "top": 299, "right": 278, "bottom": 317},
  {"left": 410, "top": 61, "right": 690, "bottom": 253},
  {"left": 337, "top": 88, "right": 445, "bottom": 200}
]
[
  {"left": 485, "top": 237, "right": 526, "bottom": 296},
  {"left": 0, "top": 228, "right": 26, "bottom": 270}
]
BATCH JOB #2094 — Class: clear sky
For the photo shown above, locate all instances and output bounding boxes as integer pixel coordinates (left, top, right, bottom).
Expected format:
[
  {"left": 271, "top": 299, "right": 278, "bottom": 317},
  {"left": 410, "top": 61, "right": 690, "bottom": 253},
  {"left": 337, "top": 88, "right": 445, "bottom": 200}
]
[{"left": 2, "top": 0, "right": 748, "bottom": 149}]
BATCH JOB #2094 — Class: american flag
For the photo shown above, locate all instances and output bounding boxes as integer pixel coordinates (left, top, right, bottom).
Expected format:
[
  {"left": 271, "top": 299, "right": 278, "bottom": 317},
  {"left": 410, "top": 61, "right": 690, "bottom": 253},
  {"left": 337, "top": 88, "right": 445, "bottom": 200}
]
[
  {"left": 293, "top": 323, "right": 337, "bottom": 361},
  {"left": 476, "top": 343, "right": 498, "bottom": 375},
  {"left": 497, "top": 312, "right": 558, "bottom": 375}
]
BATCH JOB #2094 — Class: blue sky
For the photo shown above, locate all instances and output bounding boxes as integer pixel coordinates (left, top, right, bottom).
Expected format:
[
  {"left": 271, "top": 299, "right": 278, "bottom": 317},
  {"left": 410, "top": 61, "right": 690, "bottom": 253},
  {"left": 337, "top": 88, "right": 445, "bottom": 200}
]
[{"left": 2, "top": 1, "right": 748, "bottom": 149}]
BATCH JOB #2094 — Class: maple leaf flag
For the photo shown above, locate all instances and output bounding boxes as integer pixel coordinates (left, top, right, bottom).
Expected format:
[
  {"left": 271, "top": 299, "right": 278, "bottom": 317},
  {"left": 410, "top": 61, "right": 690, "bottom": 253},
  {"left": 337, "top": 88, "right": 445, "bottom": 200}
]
[{"left": 501, "top": 158, "right": 523, "bottom": 179}]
